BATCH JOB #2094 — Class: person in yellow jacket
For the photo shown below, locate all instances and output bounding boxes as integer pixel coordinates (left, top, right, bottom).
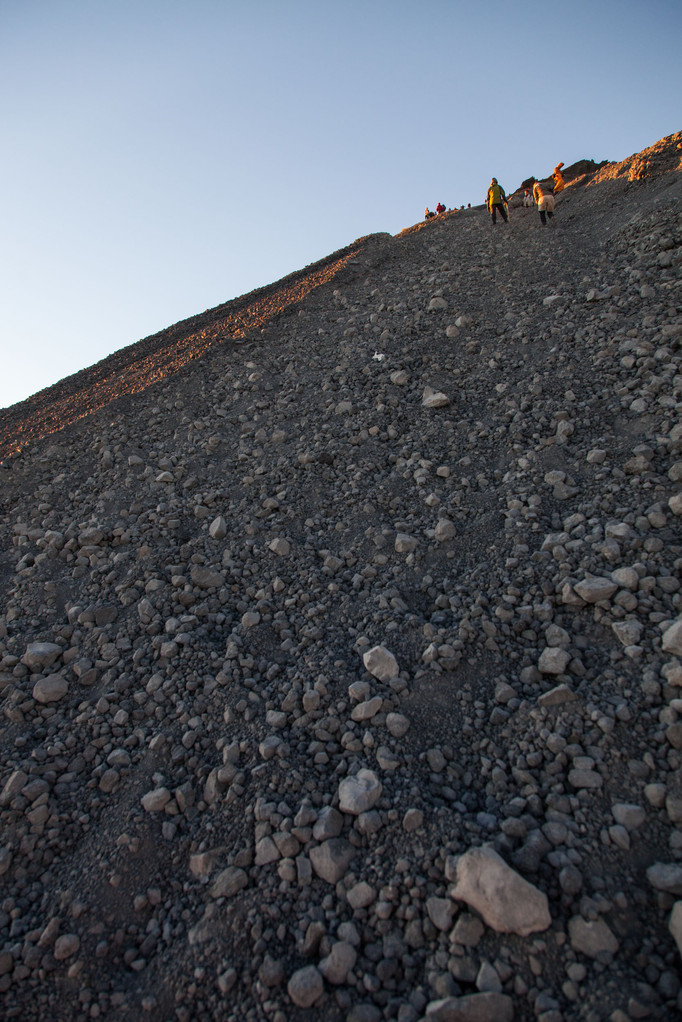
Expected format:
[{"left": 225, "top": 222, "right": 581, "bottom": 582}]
[
  {"left": 486, "top": 178, "right": 508, "bottom": 224},
  {"left": 553, "top": 162, "right": 565, "bottom": 194}
]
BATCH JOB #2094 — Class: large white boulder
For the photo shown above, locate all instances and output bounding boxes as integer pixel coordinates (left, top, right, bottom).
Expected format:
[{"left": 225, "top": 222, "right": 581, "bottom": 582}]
[{"left": 447, "top": 845, "right": 551, "bottom": 936}]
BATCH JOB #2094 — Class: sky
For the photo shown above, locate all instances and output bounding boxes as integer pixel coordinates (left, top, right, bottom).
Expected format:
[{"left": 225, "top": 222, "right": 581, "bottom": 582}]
[{"left": 1, "top": 0, "right": 680, "bottom": 410}]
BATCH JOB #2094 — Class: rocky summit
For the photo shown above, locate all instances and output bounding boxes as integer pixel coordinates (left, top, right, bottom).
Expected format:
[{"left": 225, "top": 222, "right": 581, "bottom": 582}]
[{"left": 0, "top": 130, "right": 681, "bottom": 1022}]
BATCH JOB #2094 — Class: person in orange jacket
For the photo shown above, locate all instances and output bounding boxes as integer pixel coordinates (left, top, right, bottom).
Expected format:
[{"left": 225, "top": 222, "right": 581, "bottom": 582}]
[{"left": 553, "top": 162, "right": 565, "bottom": 194}]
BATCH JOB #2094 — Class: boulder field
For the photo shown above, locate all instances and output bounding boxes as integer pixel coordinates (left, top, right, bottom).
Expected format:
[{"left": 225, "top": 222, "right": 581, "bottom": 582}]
[{"left": 0, "top": 131, "right": 681, "bottom": 1021}]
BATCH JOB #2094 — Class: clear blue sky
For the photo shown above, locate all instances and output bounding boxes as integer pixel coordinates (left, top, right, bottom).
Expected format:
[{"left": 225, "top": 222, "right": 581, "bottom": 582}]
[{"left": 1, "top": 0, "right": 680, "bottom": 410}]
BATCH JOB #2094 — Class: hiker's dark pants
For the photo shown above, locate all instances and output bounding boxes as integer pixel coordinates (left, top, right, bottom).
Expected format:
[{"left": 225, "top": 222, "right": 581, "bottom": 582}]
[
  {"left": 539, "top": 210, "right": 554, "bottom": 225},
  {"left": 491, "top": 203, "right": 507, "bottom": 224}
]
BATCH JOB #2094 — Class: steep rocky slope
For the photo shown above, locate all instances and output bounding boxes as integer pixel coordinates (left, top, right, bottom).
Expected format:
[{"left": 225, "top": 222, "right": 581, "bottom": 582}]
[
  {"left": 0, "top": 131, "right": 681, "bottom": 1022},
  {"left": 0, "top": 235, "right": 388, "bottom": 461}
]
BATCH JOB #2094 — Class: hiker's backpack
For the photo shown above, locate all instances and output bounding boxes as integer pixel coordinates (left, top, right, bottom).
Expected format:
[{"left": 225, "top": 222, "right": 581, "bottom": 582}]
[{"left": 490, "top": 183, "right": 504, "bottom": 205}]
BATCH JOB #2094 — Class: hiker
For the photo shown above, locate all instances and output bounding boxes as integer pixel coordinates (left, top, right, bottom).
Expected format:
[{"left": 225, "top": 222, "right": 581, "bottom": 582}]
[
  {"left": 486, "top": 178, "right": 508, "bottom": 224},
  {"left": 523, "top": 188, "right": 534, "bottom": 207},
  {"left": 533, "top": 180, "right": 555, "bottom": 225},
  {"left": 553, "top": 162, "right": 565, "bottom": 194},
  {"left": 436, "top": 202, "right": 446, "bottom": 214},
  {"left": 424, "top": 207, "right": 436, "bottom": 220}
]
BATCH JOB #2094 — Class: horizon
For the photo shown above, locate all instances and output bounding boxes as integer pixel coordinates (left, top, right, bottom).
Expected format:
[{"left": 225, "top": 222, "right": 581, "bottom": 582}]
[{"left": 1, "top": 0, "right": 681, "bottom": 411}]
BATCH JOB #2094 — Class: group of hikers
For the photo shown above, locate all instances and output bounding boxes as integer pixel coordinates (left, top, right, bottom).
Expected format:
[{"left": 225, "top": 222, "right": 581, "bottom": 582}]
[
  {"left": 486, "top": 162, "right": 566, "bottom": 227},
  {"left": 425, "top": 162, "right": 565, "bottom": 228},
  {"left": 424, "top": 201, "right": 472, "bottom": 220},
  {"left": 424, "top": 202, "right": 447, "bottom": 219}
]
